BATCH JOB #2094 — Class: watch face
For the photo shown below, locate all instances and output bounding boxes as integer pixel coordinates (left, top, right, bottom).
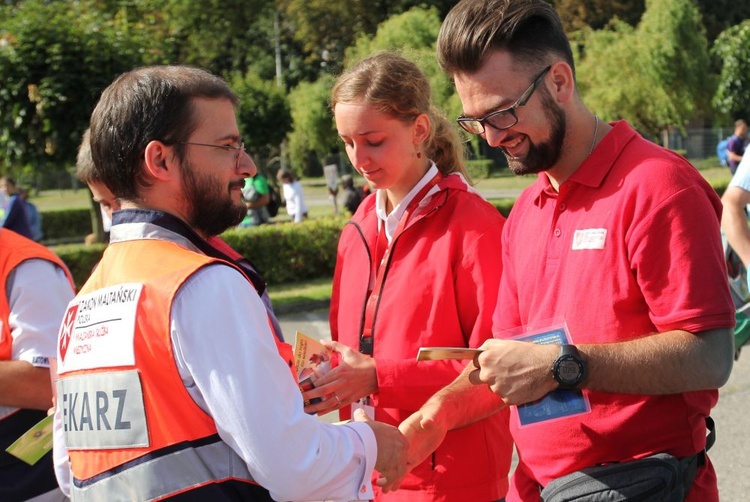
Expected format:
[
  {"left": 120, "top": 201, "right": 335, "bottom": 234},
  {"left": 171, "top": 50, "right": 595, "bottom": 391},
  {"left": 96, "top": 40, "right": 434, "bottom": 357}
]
[{"left": 557, "top": 359, "right": 581, "bottom": 383}]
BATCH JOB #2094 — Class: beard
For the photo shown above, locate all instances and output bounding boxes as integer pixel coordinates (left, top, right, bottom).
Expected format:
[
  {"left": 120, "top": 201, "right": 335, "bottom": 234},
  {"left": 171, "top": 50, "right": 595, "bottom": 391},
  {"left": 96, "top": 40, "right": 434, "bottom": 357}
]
[
  {"left": 505, "top": 88, "right": 567, "bottom": 176},
  {"left": 180, "top": 160, "right": 247, "bottom": 237}
]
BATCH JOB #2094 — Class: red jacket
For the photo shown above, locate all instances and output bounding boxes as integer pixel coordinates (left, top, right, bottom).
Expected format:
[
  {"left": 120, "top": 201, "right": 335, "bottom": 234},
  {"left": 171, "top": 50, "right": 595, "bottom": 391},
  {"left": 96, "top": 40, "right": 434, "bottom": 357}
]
[{"left": 330, "top": 174, "right": 513, "bottom": 501}]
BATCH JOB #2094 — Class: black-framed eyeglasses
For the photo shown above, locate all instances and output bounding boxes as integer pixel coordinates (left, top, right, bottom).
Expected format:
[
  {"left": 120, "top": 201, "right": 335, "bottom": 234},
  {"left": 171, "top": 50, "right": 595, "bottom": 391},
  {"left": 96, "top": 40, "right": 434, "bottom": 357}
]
[
  {"left": 457, "top": 65, "right": 552, "bottom": 135},
  {"left": 178, "top": 141, "right": 246, "bottom": 170}
]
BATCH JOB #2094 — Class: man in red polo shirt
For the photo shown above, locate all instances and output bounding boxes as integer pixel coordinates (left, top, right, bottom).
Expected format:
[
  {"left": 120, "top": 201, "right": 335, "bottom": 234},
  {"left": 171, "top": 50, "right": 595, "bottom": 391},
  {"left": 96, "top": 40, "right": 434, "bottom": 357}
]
[{"left": 395, "top": 1, "right": 736, "bottom": 501}]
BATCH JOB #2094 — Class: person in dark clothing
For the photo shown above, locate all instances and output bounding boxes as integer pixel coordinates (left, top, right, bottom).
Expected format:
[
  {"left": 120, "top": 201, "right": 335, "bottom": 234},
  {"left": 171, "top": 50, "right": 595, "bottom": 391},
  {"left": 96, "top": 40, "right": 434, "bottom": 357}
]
[
  {"left": 339, "top": 175, "right": 363, "bottom": 215},
  {"left": 0, "top": 177, "right": 33, "bottom": 240}
]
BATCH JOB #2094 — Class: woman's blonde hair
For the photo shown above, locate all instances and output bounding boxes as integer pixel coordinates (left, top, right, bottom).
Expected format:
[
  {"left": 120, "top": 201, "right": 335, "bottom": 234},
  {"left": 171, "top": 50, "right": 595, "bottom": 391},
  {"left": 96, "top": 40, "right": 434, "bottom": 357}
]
[{"left": 331, "top": 51, "right": 469, "bottom": 181}]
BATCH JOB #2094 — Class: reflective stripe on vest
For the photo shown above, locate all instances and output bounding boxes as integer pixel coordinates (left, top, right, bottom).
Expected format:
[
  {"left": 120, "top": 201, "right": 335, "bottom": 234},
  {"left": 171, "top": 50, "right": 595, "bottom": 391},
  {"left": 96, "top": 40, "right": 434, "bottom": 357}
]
[{"left": 72, "top": 434, "right": 258, "bottom": 502}]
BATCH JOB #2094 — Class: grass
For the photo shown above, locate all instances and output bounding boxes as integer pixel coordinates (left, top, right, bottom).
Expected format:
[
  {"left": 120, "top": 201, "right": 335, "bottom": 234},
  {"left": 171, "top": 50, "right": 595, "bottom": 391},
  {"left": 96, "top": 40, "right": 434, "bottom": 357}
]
[
  {"left": 29, "top": 187, "right": 90, "bottom": 211},
  {"left": 268, "top": 277, "right": 332, "bottom": 314}
]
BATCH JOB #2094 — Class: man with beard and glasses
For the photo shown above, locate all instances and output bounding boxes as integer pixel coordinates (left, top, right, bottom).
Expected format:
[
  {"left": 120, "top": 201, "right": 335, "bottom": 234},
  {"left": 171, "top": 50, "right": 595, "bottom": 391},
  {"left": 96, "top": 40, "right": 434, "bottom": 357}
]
[
  {"left": 392, "top": 1, "right": 735, "bottom": 501},
  {"left": 74, "top": 128, "right": 286, "bottom": 344},
  {"left": 52, "top": 65, "right": 407, "bottom": 502}
]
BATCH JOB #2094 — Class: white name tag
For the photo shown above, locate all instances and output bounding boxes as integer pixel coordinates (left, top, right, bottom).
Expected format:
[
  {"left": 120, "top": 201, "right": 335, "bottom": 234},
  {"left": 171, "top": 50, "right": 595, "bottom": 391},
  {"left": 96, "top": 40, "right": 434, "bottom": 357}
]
[
  {"left": 58, "top": 283, "right": 143, "bottom": 372},
  {"left": 58, "top": 370, "right": 149, "bottom": 450},
  {"left": 572, "top": 228, "right": 607, "bottom": 250}
]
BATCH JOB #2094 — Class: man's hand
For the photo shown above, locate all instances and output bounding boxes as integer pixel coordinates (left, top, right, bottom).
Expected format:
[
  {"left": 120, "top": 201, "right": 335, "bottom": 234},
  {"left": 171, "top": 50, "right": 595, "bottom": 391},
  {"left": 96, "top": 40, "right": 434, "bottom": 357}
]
[
  {"left": 388, "top": 402, "right": 448, "bottom": 491},
  {"left": 353, "top": 408, "right": 408, "bottom": 493},
  {"left": 469, "top": 339, "right": 558, "bottom": 405}
]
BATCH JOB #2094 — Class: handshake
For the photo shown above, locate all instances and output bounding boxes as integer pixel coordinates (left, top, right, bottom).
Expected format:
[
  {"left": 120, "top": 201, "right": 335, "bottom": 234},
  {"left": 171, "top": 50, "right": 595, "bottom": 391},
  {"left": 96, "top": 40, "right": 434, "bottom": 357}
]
[{"left": 354, "top": 402, "right": 449, "bottom": 492}]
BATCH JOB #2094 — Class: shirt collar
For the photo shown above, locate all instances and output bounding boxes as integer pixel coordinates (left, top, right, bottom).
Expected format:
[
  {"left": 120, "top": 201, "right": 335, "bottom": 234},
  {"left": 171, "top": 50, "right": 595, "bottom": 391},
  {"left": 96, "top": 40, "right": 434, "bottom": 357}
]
[
  {"left": 110, "top": 208, "right": 267, "bottom": 295},
  {"left": 531, "top": 120, "right": 638, "bottom": 206},
  {"left": 375, "top": 162, "right": 439, "bottom": 241}
]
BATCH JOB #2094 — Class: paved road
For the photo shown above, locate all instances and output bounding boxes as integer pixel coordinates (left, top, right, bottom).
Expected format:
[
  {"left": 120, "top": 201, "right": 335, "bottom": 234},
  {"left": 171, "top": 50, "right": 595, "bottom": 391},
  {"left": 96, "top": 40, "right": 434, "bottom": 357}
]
[{"left": 279, "top": 308, "right": 750, "bottom": 499}]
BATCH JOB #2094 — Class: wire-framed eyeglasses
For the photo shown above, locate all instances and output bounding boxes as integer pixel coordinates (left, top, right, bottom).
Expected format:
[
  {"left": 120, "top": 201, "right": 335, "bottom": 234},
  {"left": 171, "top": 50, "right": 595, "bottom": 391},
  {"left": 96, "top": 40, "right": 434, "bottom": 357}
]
[
  {"left": 179, "top": 141, "right": 246, "bottom": 170},
  {"left": 457, "top": 65, "right": 552, "bottom": 135}
]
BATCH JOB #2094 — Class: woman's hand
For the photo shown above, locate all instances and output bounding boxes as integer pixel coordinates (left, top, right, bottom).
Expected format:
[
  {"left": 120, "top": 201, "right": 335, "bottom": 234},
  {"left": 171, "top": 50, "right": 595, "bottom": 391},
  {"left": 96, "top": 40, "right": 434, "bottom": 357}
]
[{"left": 302, "top": 341, "right": 377, "bottom": 415}]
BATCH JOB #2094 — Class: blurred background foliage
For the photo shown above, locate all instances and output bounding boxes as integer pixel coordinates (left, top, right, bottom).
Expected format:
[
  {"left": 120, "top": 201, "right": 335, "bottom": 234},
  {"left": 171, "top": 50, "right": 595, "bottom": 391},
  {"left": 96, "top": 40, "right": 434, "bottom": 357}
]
[{"left": 0, "top": 0, "right": 749, "bottom": 180}]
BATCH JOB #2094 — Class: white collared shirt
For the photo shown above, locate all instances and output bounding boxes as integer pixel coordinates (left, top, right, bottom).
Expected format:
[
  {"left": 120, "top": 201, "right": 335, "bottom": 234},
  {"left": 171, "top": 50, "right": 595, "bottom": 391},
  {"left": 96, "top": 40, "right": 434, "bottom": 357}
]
[{"left": 375, "top": 162, "right": 440, "bottom": 242}]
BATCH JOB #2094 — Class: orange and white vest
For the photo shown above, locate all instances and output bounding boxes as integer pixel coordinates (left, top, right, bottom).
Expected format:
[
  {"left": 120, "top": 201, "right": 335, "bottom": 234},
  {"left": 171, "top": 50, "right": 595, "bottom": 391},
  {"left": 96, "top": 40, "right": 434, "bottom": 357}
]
[
  {"left": 0, "top": 229, "right": 73, "bottom": 363},
  {"left": 56, "top": 238, "right": 291, "bottom": 501},
  {"left": 0, "top": 229, "right": 74, "bottom": 500}
]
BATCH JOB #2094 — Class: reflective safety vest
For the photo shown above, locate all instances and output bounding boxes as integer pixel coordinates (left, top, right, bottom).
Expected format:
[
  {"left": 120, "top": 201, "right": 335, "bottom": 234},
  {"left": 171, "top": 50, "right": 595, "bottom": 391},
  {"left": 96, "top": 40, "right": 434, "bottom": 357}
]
[
  {"left": 0, "top": 229, "right": 73, "bottom": 362},
  {"left": 0, "top": 229, "right": 74, "bottom": 500},
  {"left": 57, "top": 239, "right": 291, "bottom": 501}
]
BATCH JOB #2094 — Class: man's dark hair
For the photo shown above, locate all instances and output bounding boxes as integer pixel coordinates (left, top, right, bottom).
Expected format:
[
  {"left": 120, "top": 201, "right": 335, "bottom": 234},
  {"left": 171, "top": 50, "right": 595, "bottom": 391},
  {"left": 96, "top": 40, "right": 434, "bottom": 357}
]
[
  {"left": 437, "top": 0, "right": 574, "bottom": 77},
  {"left": 75, "top": 128, "right": 99, "bottom": 184},
  {"left": 89, "top": 65, "right": 238, "bottom": 200}
]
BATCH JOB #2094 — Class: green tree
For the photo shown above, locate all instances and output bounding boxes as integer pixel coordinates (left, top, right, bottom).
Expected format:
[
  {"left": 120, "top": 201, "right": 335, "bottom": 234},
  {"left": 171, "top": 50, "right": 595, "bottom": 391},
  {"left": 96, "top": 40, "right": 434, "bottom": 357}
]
[
  {"left": 230, "top": 71, "right": 292, "bottom": 171},
  {"left": 286, "top": 75, "right": 338, "bottom": 177},
  {"left": 346, "top": 6, "right": 460, "bottom": 120},
  {"left": 552, "top": 0, "right": 749, "bottom": 44},
  {"left": 553, "top": 0, "right": 645, "bottom": 32},
  {"left": 0, "top": 0, "right": 147, "bottom": 177},
  {"left": 277, "top": 0, "right": 456, "bottom": 78},
  {"left": 155, "top": 0, "right": 276, "bottom": 77},
  {"left": 577, "top": 0, "right": 713, "bottom": 139},
  {"left": 694, "top": 0, "right": 750, "bottom": 44},
  {"left": 285, "top": 7, "right": 460, "bottom": 176},
  {"left": 84, "top": 1, "right": 292, "bottom": 84},
  {"left": 278, "top": 0, "right": 377, "bottom": 77},
  {"left": 712, "top": 20, "right": 750, "bottom": 121}
]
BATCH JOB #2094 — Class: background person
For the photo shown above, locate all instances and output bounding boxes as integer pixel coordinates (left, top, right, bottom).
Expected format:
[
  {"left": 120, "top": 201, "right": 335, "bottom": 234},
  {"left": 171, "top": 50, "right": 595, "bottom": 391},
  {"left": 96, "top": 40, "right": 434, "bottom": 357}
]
[
  {"left": 722, "top": 151, "right": 750, "bottom": 275},
  {"left": 0, "top": 177, "right": 33, "bottom": 240},
  {"left": 18, "top": 187, "right": 43, "bottom": 242},
  {"left": 397, "top": 1, "right": 735, "bottom": 501},
  {"left": 54, "top": 65, "right": 406, "bottom": 501},
  {"left": 239, "top": 173, "right": 271, "bottom": 227},
  {"left": 339, "top": 174, "right": 363, "bottom": 215},
  {"left": 324, "top": 148, "right": 342, "bottom": 215},
  {"left": 277, "top": 168, "right": 308, "bottom": 222},
  {"left": 727, "top": 119, "right": 748, "bottom": 175},
  {"left": 303, "top": 51, "right": 512, "bottom": 501},
  {"left": 0, "top": 228, "right": 75, "bottom": 501}
]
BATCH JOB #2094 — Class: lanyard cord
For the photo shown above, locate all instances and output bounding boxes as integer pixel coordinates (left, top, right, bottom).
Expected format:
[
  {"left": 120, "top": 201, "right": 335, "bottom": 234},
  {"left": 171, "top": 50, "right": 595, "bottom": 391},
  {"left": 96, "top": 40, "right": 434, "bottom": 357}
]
[{"left": 359, "top": 173, "right": 442, "bottom": 355}]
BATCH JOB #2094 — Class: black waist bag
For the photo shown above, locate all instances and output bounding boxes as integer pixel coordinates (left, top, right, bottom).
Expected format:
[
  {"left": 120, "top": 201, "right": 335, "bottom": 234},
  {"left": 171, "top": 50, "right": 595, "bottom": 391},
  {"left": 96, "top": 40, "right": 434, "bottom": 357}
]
[
  {"left": 540, "top": 452, "right": 699, "bottom": 501},
  {"left": 540, "top": 417, "right": 714, "bottom": 501}
]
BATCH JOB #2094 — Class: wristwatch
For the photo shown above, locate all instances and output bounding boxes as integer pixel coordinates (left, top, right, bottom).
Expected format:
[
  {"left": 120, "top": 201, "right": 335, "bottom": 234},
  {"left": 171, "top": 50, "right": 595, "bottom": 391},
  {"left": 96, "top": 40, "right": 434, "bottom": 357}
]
[{"left": 552, "top": 344, "right": 586, "bottom": 389}]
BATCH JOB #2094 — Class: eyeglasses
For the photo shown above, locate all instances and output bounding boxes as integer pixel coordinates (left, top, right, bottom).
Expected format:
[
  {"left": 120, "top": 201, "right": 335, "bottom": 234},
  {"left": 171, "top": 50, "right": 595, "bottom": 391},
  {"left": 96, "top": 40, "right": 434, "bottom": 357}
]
[
  {"left": 178, "top": 141, "right": 246, "bottom": 170},
  {"left": 457, "top": 65, "right": 552, "bottom": 135}
]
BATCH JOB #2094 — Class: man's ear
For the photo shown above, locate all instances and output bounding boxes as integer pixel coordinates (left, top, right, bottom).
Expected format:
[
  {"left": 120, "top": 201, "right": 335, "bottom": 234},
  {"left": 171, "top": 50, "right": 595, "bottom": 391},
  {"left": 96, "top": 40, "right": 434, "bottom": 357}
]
[
  {"left": 143, "top": 140, "right": 176, "bottom": 181},
  {"left": 548, "top": 62, "right": 575, "bottom": 105}
]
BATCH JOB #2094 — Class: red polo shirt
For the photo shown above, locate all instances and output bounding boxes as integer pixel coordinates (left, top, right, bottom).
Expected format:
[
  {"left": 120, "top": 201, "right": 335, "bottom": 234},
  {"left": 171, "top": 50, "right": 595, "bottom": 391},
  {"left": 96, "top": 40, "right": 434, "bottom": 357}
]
[{"left": 495, "top": 121, "right": 735, "bottom": 501}]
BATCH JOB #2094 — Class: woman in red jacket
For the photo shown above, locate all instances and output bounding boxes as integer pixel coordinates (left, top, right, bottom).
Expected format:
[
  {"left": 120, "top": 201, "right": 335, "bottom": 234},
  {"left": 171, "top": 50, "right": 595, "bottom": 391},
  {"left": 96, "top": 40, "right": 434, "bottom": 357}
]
[{"left": 303, "top": 51, "right": 513, "bottom": 501}]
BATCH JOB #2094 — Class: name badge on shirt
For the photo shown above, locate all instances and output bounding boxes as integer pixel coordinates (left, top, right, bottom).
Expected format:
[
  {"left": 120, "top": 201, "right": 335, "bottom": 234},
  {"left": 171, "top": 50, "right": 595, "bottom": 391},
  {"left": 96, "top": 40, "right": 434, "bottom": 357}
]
[
  {"left": 572, "top": 228, "right": 607, "bottom": 250},
  {"left": 57, "top": 283, "right": 142, "bottom": 372}
]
